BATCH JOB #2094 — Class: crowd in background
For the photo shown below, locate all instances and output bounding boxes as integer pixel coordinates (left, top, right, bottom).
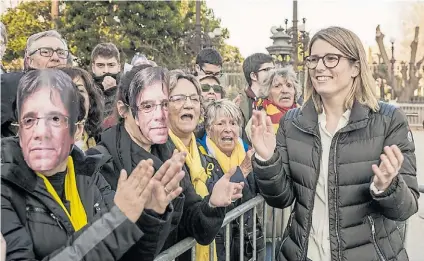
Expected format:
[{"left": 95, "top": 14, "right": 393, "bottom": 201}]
[{"left": 0, "top": 20, "right": 419, "bottom": 261}]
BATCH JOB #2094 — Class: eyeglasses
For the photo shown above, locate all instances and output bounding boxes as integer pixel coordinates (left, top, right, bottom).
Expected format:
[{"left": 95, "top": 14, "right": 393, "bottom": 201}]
[
  {"left": 200, "top": 67, "right": 223, "bottom": 78},
  {"left": 257, "top": 66, "right": 274, "bottom": 73},
  {"left": 29, "top": 47, "right": 69, "bottom": 59},
  {"left": 137, "top": 100, "right": 169, "bottom": 113},
  {"left": 18, "top": 114, "right": 70, "bottom": 129},
  {"left": 305, "top": 53, "right": 356, "bottom": 69},
  {"left": 201, "top": 84, "right": 223, "bottom": 93},
  {"left": 169, "top": 94, "right": 201, "bottom": 105}
]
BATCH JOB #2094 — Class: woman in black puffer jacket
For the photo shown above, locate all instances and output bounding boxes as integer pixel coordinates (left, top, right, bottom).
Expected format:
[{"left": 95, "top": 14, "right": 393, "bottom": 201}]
[{"left": 250, "top": 26, "right": 419, "bottom": 261}]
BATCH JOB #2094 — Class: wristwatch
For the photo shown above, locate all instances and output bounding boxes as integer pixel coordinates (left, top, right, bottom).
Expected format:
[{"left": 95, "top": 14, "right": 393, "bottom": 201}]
[{"left": 370, "top": 182, "right": 385, "bottom": 195}]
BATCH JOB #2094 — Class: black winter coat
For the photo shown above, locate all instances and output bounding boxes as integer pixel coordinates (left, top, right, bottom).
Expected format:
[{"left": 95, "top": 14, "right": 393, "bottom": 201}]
[
  {"left": 253, "top": 101, "right": 419, "bottom": 261},
  {"left": 86, "top": 124, "right": 227, "bottom": 261},
  {"left": 1, "top": 137, "right": 173, "bottom": 261},
  {"left": 1, "top": 71, "right": 24, "bottom": 137}
]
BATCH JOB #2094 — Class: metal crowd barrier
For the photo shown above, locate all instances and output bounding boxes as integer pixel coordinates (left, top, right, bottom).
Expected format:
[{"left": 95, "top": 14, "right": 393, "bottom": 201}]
[
  {"left": 155, "top": 184, "right": 424, "bottom": 261},
  {"left": 154, "top": 196, "right": 267, "bottom": 261}
]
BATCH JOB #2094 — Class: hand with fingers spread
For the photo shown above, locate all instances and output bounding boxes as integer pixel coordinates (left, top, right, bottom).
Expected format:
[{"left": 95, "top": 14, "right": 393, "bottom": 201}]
[
  {"left": 210, "top": 168, "right": 244, "bottom": 207},
  {"left": 251, "top": 110, "right": 276, "bottom": 161},
  {"left": 145, "top": 150, "right": 186, "bottom": 214},
  {"left": 240, "top": 149, "right": 255, "bottom": 178},
  {"left": 372, "top": 145, "right": 405, "bottom": 192},
  {"left": 114, "top": 159, "right": 155, "bottom": 223}
]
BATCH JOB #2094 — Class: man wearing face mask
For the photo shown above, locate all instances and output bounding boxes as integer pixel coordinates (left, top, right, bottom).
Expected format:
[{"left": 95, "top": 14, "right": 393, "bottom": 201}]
[
  {"left": 90, "top": 43, "right": 121, "bottom": 127},
  {"left": 1, "top": 30, "right": 69, "bottom": 137}
]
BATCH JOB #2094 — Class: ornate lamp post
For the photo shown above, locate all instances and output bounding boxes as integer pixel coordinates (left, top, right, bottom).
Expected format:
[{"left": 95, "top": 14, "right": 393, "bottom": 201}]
[
  {"left": 266, "top": 26, "right": 293, "bottom": 67},
  {"left": 390, "top": 37, "right": 396, "bottom": 98}
]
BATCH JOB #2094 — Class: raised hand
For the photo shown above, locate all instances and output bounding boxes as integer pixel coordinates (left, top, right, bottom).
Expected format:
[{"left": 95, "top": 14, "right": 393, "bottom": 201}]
[
  {"left": 233, "top": 94, "right": 242, "bottom": 106},
  {"left": 144, "top": 151, "right": 186, "bottom": 214},
  {"left": 1, "top": 233, "right": 6, "bottom": 261},
  {"left": 251, "top": 110, "right": 276, "bottom": 161},
  {"left": 372, "top": 145, "right": 404, "bottom": 191},
  {"left": 114, "top": 160, "right": 155, "bottom": 223},
  {"left": 210, "top": 168, "right": 244, "bottom": 207},
  {"left": 102, "top": 76, "right": 117, "bottom": 90},
  {"left": 240, "top": 149, "right": 255, "bottom": 177}
]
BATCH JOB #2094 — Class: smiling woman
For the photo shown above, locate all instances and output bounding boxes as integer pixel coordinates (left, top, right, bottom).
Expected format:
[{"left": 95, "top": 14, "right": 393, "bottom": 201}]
[{"left": 250, "top": 26, "right": 418, "bottom": 261}]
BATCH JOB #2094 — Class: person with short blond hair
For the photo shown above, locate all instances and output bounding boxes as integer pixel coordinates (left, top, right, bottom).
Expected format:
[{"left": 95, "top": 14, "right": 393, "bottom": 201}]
[{"left": 251, "top": 26, "right": 418, "bottom": 261}]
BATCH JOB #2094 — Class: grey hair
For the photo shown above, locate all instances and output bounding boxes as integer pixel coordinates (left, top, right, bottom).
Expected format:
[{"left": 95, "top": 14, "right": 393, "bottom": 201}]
[
  {"left": 25, "top": 30, "right": 67, "bottom": 55},
  {"left": 260, "top": 67, "right": 301, "bottom": 101},
  {"left": 0, "top": 22, "right": 7, "bottom": 44},
  {"left": 129, "top": 66, "right": 169, "bottom": 117},
  {"left": 168, "top": 70, "right": 202, "bottom": 96},
  {"left": 204, "top": 99, "right": 243, "bottom": 131},
  {"left": 17, "top": 69, "right": 80, "bottom": 135}
]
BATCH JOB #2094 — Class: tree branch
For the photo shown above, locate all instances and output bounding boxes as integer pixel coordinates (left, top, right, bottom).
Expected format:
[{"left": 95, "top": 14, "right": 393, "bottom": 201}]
[
  {"left": 375, "top": 25, "right": 391, "bottom": 73},
  {"left": 409, "top": 26, "right": 419, "bottom": 81}
]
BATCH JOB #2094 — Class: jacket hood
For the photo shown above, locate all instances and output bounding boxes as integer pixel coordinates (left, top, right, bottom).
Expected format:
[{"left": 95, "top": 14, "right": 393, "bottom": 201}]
[{"left": 1, "top": 137, "right": 106, "bottom": 193}]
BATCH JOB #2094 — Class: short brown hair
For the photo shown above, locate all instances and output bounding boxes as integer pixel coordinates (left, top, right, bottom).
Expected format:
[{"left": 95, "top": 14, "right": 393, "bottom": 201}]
[{"left": 91, "top": 42, "right": 120, "bottom": 63}]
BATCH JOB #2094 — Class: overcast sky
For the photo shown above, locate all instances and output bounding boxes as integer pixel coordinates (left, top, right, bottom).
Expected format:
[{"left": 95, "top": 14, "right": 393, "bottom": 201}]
[{"left": 207, "top": 0, "right": 420, "bottom": 58}]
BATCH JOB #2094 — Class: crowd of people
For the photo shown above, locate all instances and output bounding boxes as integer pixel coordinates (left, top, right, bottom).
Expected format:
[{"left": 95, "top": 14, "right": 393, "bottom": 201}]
[{"left": 0, "top": 20, "right": 419, "bottom": 261}]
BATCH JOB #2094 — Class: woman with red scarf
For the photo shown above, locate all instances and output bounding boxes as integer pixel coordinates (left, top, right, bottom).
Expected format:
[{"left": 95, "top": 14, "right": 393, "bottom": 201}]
[
  {"left": 245, "top": 67, "right": 299, "bottom": 139},
  {"left": 245, "top": 66, "right": 299, "bottom": 261}
]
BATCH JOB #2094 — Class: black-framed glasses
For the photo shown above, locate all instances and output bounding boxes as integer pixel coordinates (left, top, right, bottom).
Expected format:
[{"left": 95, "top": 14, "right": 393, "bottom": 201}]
[
  {"left": 137, "top": 100, "right": 169, "bottom": 113},
  {"left": 17, "top": 114, "right": 70, "bottom": 129},
  {"left": 169, "top": 94, "right": 201, "bottom": 105},
  {"left": 305, "top": 53, "right": 356, "bottom": 69},
  {"left": 257, "top": 66, "right": 274, "bottom": 73},
  {"left": 29, "top": 47, "right": 69, "bottom": 59},
  {"left": 200, "top": 67, "right": 223, "bottom": 78},
  {"left": 201, "top": 84, "right": 223, "bottom": 93}
]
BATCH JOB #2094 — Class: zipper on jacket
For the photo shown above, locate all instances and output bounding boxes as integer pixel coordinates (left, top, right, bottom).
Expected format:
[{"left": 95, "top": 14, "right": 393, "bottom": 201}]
[
  {"left": 278, "top": 211, "right": 296, "bottom": 253},
  {"left": 94, "top": 203, "right": 101, "bottom": 213},
  {"left": 50, "top": 213, "right": 64, "bottom": 230},
  {"left": 26, "top": 206, "right": 65, "bottom": 230},
  {"left": 367, "top": 216, "right": 387, "bottom": 261},
  {"left": 333, "top": 133, "right": 342, "bottom": 261},
  {"left": 292, "top": 122, "right": 322, "bottom": 261}
]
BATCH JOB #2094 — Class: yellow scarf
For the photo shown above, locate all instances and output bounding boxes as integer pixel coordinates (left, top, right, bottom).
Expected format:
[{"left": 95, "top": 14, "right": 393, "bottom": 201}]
[
  {"left": 36, "top": 156, "right": 88, "bottom": 232},
  {"left": 168, "top": 130, "right": 217, "bottom": 261},
  {"left": 206, "top": 137, "right": 246, "bottom": 174}
]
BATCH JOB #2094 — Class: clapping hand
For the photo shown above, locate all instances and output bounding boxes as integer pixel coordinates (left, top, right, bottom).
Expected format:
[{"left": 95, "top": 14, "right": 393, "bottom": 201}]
[
  {"left": 240, "top": 149, "right": 255, "bottom": 177},
  {"left": 144, "top": 151, "right": 186, "bottom": 214},
  {"left": 114, "top": 160, "right": 155, "bottom": 223},
  {"left": 372, "top": 145, "right": 404, "bottom": 191},
  {"left": 251, "top": 110, "right": 276, "bottom": 161},
  {"left": 210, "top": 168, "right": 244, "bottom": 207}
]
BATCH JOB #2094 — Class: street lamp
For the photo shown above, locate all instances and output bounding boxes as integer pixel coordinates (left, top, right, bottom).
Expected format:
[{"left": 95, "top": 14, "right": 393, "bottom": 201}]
[
  {"left": 389, "top": 37, "right": 396, "bottom": 98},
  {"left": 266, "top": 26, "right": 293, "bottom": 66}
]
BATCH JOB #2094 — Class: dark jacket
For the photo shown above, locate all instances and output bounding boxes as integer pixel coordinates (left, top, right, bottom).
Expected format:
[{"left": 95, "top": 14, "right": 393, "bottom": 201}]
[
  {"left": 198, "top": 139, "right": 265, "bottom": 261},
  {"left": 86, "top": 124, "right": 227, "bottom": 261},
  {"left": 1, "top": 71, "right": 25, "bottom": 137},
  {"left": 1, "top": 137, "right": 173, "bottom": 261},
  {"left": 253, "top": 100, "right": 419, "bottom": 261}
]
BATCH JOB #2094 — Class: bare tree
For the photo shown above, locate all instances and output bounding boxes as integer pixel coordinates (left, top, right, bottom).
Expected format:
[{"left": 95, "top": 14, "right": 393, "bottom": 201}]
[{"left": 375, "top": 25, "right": 423, "bottom": 102}]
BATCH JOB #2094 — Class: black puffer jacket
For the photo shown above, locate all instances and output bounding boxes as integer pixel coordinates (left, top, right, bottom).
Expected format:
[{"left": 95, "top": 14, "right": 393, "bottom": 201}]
[
  {"left": 86, "top": 124, "right": 227, "bottom": 261},
  {"left": 253, "top": 100, "right": 419, "bottom": 261},
  {"left": 1, "top": 137, "right": 173, "bottom": 261}
]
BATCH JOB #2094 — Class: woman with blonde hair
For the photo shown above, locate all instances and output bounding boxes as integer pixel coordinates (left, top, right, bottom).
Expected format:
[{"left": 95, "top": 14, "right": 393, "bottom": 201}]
[{"left": 250, "top": 26, "right": 418, "bottom": 261}]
